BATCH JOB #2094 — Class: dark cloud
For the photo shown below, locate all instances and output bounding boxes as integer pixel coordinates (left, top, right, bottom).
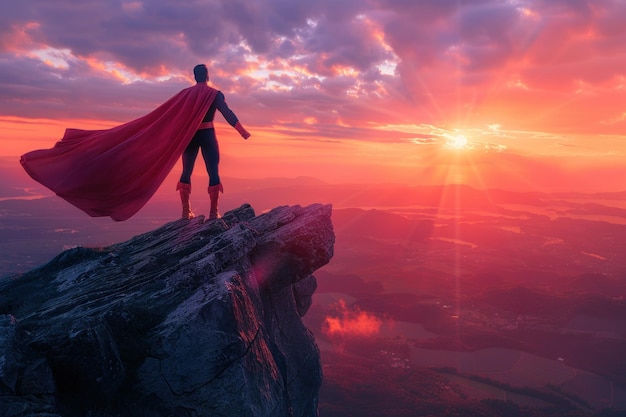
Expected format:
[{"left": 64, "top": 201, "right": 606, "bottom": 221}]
[
  {"left": 531, "top": 0, "right": 598, "bottom": 16},
  {"left": 375, "top": 0, "right": 491, "bottom": 22},
  {"left": 0, "top": 53, "right": 189, "bottom": 121},
  {"left": 305, "top": 18, "right": 393, "bottom": 74},
  {"left": 457, "top": 3, "right": 521, "bottom": 70},
  {"left": 0, "top": 0, "right": 625, "bottom": 138}
]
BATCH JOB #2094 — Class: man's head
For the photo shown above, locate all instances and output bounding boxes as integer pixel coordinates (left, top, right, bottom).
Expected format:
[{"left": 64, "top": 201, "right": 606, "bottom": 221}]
[{"left": 193, "top": 64, "right": 209, "bottom": 83}]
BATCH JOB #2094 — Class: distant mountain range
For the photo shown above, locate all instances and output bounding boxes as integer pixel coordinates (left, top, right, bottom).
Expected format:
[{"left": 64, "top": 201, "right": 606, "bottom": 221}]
[
  {"left": 2, "top": 177, "right": 626, "bottom": 278},
  {"left": 2, "top": 173, "right": 626, "bottom": 414}
]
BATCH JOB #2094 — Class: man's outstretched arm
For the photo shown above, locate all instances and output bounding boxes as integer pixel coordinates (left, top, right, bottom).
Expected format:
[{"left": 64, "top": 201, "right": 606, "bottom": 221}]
[{"left": 216, "top": 92, "right": 251, "bottom": 139}]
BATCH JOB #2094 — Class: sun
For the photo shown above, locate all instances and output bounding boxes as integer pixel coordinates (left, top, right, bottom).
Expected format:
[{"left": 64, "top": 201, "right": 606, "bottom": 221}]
[{"left": 447, "top": 134, "right": 469, "bottom": 150}]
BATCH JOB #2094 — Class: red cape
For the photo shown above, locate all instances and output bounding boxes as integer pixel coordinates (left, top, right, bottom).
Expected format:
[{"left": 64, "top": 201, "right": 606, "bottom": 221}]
[{"left": 20, "top": 83, "right": 218, "bottom": 221}]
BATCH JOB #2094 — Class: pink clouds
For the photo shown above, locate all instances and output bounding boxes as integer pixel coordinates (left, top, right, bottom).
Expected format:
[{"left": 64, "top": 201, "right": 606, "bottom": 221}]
[
  {"left": 323, "top": 299, "right": 383, "bottom": 338},
  {"left": 1, "top": 0, "right": 625, "bottom": 191}
]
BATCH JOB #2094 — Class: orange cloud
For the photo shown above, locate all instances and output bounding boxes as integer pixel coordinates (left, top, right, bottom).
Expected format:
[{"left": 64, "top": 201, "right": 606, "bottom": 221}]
[
  {"left": 323, "top": 299, "right": 383, "bottom": 338},
  {"left": 3, "top": 0, "right": 626, "bottom": 195}
]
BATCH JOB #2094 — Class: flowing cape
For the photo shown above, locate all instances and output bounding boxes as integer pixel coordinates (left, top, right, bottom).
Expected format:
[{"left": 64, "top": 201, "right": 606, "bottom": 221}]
[{"left": 20, "top": 84, "right": 218, "bottom": 221}]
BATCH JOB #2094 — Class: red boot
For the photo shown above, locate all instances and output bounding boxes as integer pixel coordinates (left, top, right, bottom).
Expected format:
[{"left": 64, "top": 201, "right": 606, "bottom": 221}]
[
  {"left": 176, "top": 182, "right": 195, "bottom": 220},
  {"left": 208, "top": 183, "right": 224, "bottom": 220}
]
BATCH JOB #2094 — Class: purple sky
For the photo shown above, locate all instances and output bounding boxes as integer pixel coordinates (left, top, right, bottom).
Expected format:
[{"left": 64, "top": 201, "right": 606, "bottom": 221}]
[{"left": 2, "top": 0, "right": 626, "bottom": 190}]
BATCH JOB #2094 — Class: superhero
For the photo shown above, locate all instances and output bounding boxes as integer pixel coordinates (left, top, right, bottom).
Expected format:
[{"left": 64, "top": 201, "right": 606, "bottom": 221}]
[{"left": 20, "top": 64, "right": 250, "bottom": 221}]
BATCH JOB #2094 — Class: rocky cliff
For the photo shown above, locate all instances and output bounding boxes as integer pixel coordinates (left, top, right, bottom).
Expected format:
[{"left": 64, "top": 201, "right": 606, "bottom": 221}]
[{"left": 0, "top": 203, "right": 334, "bottom": 417}]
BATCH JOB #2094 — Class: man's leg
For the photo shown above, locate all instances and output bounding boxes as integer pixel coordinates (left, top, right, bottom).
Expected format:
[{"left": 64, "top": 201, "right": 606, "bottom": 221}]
[
  {"left": 177, "top": 137, "right": 200, "bottom": 219},
  {"left": 180, "top": 137, "right": 201, "bottom": 184},
  {"left": 199, "top": 131, "right": 220, "bottom": 186},
  {"left": 198, "top": 131, "right": 222, "bottom": 219}
]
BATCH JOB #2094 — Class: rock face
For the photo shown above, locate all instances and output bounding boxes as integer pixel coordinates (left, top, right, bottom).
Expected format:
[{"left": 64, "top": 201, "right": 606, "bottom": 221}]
[{"left": 0, "top": 203, "right": 334, "bottom": 417}]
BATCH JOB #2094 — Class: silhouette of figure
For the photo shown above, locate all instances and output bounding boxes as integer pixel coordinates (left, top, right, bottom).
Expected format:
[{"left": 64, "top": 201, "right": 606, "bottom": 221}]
[
  {"left": 177, "top": 64, "right": 251, "bottom": 220},
  {"left": 20, "top": 65, "right": 249, "bottom": 222}
]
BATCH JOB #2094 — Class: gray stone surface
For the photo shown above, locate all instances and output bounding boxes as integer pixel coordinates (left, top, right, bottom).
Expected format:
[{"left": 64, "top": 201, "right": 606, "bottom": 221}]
[{"left": 0, "top": 203, "right": 334, "bottom": 417}]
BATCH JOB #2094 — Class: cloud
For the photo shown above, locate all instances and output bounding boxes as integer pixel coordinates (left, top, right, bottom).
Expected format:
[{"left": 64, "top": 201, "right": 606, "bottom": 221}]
[
  {"left": 323, "top": 299, "right": 383, "bottom": 338},
  {"left": 0, "top": 0, "right": 625, "bottom": 153},
  {"left": 0, "top": 53, "right": 189, "bottom": 121},
  {"left": 457, "top": 3, "right": 523, "bottom": 71}
]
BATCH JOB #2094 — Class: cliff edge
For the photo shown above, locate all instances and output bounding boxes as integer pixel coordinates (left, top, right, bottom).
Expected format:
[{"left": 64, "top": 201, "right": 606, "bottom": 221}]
[{"left": 0, "top": 203, "right": 334, "bottom": 417}]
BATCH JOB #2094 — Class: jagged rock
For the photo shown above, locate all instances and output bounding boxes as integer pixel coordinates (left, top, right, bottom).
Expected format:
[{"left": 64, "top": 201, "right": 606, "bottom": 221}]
[{"left": 0, "top": 203, "right": 334, "bottom": 417}]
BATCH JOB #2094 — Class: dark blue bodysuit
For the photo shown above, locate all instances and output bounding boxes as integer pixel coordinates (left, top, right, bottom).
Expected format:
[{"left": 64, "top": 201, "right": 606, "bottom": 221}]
[{"left": 180, "top": 91, "right": 239, "bottom": 186}]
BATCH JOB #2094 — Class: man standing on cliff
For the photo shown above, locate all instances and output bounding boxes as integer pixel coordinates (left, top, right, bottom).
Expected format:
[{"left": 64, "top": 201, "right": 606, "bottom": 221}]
[
  {"left": 20, "top": 64, "right": 251, "bottom": 222},
  {"left": 177, "top": 64, "right": 251, "bottom": 220}
]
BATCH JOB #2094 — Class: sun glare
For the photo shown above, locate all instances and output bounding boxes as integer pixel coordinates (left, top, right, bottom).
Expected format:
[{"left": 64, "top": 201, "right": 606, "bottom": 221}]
[{"left": 447, "top": 134, "right": 469, "bottom": 150}]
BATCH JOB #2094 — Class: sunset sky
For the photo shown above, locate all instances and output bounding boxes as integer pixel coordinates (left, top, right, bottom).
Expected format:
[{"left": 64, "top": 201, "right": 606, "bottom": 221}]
[{"left": 1, "top": 0, "right": 626, "bottom": 192}]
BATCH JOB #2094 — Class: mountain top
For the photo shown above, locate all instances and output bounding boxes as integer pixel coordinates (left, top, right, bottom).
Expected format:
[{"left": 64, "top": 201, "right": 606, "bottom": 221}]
[{"left": 0, "top": 203, "right": 334, "bottom": 417}]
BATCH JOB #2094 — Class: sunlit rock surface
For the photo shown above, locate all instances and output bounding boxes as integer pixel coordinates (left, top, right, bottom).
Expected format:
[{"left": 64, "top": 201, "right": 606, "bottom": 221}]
[{"left": 0, "top": 203, "right": 334, "bottom": 417}]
